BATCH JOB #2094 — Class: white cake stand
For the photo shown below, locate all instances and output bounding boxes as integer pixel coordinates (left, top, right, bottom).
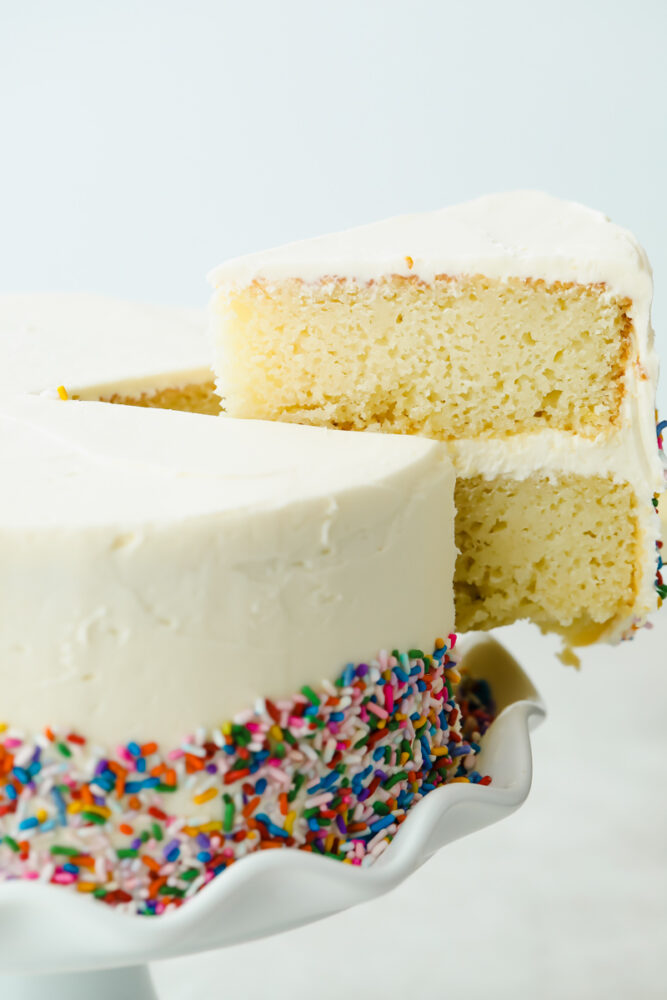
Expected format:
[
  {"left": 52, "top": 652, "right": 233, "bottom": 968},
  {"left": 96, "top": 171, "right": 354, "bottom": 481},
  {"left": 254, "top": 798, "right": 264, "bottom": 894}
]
[{"left": 0, "top": 635, "right": 545, "bottom": 1000}]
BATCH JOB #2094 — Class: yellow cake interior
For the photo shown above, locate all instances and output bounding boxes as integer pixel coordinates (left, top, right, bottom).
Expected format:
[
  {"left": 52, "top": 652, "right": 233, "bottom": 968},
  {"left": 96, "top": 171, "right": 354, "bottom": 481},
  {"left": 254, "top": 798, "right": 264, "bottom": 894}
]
[
  {"left": 213, "top": 275, "right": 632, "bottom": 438},
  {"left": 454, "top": 473, "right": 637, "bottom": 636},
  {"left": 75, "top": 380, "right": 222, "bottom": 415}
]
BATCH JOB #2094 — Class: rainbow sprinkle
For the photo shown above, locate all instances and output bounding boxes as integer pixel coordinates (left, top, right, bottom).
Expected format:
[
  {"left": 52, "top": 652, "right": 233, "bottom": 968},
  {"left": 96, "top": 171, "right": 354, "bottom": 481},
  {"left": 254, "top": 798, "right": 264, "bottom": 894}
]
[
  {"left": 657, "top": 418, "right": 666, "bottom": 452},
  {"left": 0, "top": 637, "right": 495, "bottom": 915},
  {"left": 654, "top": 417, "right": 666, "bottom": 606},
  {"left": 654, "top": 492, "right": 665, "bottom": 604}
]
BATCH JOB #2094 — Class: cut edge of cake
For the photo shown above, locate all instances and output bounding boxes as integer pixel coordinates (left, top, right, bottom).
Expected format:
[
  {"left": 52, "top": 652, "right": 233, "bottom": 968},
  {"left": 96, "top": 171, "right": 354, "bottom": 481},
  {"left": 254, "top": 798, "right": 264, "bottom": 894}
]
[{"left": 208, "top": 191, "right": 666, "bottom": 646}]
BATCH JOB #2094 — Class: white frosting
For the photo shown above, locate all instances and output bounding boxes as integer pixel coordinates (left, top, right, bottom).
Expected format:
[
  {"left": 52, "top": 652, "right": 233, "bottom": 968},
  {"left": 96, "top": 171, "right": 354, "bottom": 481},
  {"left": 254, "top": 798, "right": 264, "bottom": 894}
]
[
  {"left": 0, "top": 293, "right": 210, "bottom": 399},
  {"left": 209, "top": 190, "right": 653, "bottom": 304},
  {"left": 210, "top": 191, "right": 665, "bottom": 638},
  {"left": 0, "top": 296, "right": 456, "bottom": 746}
]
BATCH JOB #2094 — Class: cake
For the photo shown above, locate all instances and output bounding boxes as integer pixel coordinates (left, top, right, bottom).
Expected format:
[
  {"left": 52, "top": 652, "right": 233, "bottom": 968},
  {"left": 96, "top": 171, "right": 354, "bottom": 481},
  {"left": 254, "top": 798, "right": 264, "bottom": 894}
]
[
  {"left": 209, "top": 191, "right": 666, "bottom": 646},
  {"left": 4, "top": 188, "right": 661, "bottom": 911},
  {"left": 0, "top": 295, "right": 493, "bottom": 913}
]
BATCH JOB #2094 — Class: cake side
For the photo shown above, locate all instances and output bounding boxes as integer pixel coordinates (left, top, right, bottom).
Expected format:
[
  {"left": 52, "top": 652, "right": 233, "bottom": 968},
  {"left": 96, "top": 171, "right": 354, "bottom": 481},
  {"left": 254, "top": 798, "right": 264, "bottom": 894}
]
[
  {"left": 0, "top": 637, "right": 496, "bottom": 913},
  {"left": 0, "top": 394, "right": 456, "bottom": 746},
  {"left": 0, "top": 294, "right": 467, "bottom": 913}
]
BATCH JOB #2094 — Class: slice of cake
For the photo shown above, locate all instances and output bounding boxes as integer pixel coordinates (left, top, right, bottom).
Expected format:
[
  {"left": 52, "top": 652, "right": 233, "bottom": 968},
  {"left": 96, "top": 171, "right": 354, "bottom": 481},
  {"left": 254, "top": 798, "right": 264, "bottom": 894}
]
[{"left": 209, "top": 191, "right": 666, "bottom": 646}]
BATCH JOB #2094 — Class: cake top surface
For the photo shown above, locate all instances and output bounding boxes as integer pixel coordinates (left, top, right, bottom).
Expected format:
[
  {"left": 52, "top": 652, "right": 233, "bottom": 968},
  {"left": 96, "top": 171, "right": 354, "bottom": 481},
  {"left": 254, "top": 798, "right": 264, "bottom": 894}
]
[
  {"left": 209, "top": 191, "right": 652, "bottom": 299},
  {"left": 2, "top": 392, "right": 447, "bottom": 528},
  {"left": 0, "top": 293, "right": 210, "bottom": 397}
]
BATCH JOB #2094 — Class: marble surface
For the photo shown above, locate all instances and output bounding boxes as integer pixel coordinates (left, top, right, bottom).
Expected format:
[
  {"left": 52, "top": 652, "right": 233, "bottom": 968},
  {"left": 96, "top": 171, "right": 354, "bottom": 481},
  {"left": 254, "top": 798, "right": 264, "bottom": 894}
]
[{"left": 151, "top": 607, "right": 667, "bottom": 1000}]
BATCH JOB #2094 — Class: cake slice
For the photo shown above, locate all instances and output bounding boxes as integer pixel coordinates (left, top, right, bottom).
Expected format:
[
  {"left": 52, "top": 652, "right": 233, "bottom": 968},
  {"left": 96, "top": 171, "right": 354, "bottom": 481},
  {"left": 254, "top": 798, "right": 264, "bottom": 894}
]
[{"left": 209, "top": 191, "right": 666, "bottom": 644}]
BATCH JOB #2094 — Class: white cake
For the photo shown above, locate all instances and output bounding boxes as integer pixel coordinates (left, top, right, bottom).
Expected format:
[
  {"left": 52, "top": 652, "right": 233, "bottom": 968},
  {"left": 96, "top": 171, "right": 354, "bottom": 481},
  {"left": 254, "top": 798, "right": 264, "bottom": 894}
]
[{"left": 0, "top": 295, "right": 475, "bottom": 913}]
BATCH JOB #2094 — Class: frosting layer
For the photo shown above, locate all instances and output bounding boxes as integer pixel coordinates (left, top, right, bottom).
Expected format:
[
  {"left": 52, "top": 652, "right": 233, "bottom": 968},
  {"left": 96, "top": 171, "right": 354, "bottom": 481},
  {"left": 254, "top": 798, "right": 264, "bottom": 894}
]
[
  {"left": 0, "top": 293, "right": 209, "bottom": 399},
  {"left": 209, "top": 190, "right": 653, "bottom": 305}
]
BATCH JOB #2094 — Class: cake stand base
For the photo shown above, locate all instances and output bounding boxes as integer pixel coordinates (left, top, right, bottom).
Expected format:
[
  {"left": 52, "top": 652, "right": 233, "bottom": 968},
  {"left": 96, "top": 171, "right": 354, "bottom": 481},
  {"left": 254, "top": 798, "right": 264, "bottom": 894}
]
[{"left": 0, "top": 965, "right": 157, "bottom": 1000}]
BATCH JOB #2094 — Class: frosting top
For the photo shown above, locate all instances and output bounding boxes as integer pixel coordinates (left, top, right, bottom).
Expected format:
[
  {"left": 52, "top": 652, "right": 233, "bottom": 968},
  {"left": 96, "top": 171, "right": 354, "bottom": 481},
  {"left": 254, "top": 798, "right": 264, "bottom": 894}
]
[
  {"left": 1, "top": 392, "right": 446, "bottom": 528},
  {"left": 0, "top": 293, "right": 209, "bottom": 398},
  {"left": 208, "top": 191, "right": 653, "bottom": 305}
]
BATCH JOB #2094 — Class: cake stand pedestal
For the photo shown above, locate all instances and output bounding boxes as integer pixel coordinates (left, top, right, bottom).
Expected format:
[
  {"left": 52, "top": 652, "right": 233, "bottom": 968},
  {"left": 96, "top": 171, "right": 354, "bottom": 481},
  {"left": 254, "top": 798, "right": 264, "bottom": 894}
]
[{"left": 0, "top": 636, "right": 544, "bottom": 1000}]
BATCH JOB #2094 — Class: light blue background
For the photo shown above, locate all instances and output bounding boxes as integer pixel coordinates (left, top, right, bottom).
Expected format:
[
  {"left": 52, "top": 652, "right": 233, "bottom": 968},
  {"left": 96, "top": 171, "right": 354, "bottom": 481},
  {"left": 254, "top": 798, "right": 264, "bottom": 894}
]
[{"left": 1, "top": 0, "right": 666, "bottom": 414}]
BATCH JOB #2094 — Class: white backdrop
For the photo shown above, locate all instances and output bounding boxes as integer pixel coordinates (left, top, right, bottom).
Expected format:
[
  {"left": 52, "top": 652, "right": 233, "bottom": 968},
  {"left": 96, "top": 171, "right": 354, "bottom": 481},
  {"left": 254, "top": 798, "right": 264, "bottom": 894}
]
[
  {"left": 1, "top": 2, "right": 666, "bottom": 998},
  {"left": 1, "top": 0, "right": 666, "bottom": 414}
]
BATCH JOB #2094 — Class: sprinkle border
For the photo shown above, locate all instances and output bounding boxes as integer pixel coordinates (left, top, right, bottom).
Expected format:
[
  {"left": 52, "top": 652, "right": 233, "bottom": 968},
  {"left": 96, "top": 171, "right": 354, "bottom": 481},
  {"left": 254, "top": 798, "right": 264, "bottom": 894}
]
[{"left": 0, "top": 636, "right": 495, "bottom": 915}]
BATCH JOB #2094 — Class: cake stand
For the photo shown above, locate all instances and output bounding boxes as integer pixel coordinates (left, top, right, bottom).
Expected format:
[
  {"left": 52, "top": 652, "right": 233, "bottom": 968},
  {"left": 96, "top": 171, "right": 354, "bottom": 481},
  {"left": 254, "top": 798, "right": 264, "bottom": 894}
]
[{"left": 0, "top": 635, "right": 545, "bottom": 1000}]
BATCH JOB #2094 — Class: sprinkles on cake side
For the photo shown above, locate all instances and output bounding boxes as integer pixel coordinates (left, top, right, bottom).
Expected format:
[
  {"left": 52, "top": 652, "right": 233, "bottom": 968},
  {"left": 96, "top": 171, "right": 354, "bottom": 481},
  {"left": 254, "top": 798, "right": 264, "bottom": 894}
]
[
  {"left": 653, "top": 417, "right": 666, "bottom": 608},
  {"left": 0, "top": 638, "right": 496, "bottom": 915}
]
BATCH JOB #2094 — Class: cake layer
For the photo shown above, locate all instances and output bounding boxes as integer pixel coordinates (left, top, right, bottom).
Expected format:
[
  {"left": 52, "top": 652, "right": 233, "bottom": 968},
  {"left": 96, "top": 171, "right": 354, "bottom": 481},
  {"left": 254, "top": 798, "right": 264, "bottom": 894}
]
[
  {"left": 98, "top": 380, "right": 221, "bottom": 415},
  {"left": 454, "top": 473, "right": 637, "bottom": 634},
  {"left": 0, "top": 392, "right": 455, "bottom": 746},
  {"left": 0, "top": 295, "right": 470, "bottom": 911},
  {"left": 211, "top": 275, "right": 631, "bottom": 438}
]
